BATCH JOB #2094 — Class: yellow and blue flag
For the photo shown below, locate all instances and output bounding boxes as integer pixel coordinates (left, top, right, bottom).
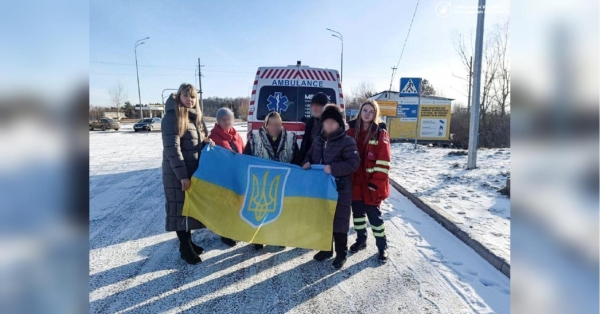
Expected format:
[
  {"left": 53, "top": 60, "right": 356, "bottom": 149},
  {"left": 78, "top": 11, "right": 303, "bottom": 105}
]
[{"left": 182, "top": 145, "right": 337, "bottom": 251}]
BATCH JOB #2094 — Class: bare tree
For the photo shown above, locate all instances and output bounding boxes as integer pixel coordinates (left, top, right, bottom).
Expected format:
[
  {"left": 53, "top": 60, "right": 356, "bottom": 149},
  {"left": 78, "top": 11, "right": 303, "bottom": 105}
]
[
  {"left": 344, "top": 81, "right": 377, "bottom": 110},
  {"left": 107, "top": 82, "right": 128, "bottom": 120},
  {"left": 451, "top": 20, "right": 510, "bottom": 148},
  {"left": 491, "top": 20, "right": 510, "bottom": 116}
]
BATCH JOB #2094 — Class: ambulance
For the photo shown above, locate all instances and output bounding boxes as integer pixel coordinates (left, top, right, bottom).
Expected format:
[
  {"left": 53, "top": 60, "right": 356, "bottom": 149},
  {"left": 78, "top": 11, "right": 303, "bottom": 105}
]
[{"left": 247, "top": 62, "right": 344, "bottom": 145}]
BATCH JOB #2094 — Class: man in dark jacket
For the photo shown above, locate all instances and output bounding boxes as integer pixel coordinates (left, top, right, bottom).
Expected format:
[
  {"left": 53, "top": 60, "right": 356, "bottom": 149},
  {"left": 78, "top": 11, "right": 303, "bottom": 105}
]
[
  {"left": 296, "top": 92, "right": 328, "bottom": 165},
  {"left": 302, "top": 105, "right": 360, "bottom": 269}
]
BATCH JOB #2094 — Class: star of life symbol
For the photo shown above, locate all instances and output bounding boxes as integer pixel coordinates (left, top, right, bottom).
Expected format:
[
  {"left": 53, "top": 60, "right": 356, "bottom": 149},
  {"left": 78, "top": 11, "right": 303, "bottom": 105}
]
[
  {"left": 401, "top": 79, "right": 418, "bottom": 94},
  {"left": 240, "top": 166, "right": 290, "bottom": 228},
  {"left": 267, "top": 92, "right": 289, "bottom": 113}
]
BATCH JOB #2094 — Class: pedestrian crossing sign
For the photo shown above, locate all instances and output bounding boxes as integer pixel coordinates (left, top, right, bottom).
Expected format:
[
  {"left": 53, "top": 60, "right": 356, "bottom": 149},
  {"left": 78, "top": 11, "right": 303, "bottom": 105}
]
[{"left": 399, "top": 78, "right": 421, "bottom": 97}]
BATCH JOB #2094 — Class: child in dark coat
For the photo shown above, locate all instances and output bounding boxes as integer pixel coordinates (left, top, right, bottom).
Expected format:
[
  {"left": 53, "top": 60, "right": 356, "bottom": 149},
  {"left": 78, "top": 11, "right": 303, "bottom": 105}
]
[{"left": 302, "top": 105, "right": 360, "bottom": 269}]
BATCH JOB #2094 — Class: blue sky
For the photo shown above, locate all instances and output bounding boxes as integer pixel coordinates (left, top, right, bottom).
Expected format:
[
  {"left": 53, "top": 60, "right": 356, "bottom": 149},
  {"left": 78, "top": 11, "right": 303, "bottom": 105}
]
[{"left": 90, "top": 0, "right": 509, "bottom": 106}]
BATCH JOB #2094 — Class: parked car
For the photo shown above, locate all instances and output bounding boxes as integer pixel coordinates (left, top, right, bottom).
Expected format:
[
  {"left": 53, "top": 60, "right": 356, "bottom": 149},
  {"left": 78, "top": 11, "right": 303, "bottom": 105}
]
[
  {"left": 90, "top": 118, "right": 120, "bottom": 131},
  {"left": 134, "top": 118, "right": 161, "bottom": 132}
]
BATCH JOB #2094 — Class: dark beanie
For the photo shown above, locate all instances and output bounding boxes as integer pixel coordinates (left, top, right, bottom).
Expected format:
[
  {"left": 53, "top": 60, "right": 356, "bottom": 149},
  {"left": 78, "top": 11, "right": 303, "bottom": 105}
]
[
  {"left": 321, "top": 104, "right": 345, "bottom": 130},
  {"left": 311, "top": 92, "right": 329, "bottom": 106}
]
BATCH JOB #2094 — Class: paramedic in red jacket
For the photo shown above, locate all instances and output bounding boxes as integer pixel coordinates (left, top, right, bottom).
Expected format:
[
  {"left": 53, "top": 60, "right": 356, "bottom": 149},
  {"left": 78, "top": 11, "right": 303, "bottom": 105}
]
[
  {"left": 346, "top": 100, "right": 391, "bottom": 262},
  {"left": 209, "top": 107, "right": 245, "bottom": 247}
]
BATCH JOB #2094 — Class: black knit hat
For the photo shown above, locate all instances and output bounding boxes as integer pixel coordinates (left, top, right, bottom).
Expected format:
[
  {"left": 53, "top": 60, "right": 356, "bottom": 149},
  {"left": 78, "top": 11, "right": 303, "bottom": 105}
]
[
  {"left": 311, "top": 92, "right": 329, "bottom": 106},
  {"left": 321, "top": 104, "right": 345, "bottom": 130}
]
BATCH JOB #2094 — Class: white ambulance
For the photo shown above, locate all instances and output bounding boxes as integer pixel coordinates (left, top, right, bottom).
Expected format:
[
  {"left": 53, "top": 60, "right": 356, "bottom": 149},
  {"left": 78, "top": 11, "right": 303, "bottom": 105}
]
[{"left": 247, "top": 62, "right": 344, "bottom": 145}]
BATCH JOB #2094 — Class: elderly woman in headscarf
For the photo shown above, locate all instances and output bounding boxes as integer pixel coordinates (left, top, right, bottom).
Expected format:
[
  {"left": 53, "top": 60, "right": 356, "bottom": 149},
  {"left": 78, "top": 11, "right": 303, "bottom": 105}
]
[{"left": 243, "top": 111, "right": 299, "bottom": 249}]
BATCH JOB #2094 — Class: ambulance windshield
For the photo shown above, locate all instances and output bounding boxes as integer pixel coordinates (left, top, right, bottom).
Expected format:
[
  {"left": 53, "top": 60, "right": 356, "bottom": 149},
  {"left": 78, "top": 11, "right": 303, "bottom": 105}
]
[{"left": 257, "top": 86, "right": 337, "bottom": 122}]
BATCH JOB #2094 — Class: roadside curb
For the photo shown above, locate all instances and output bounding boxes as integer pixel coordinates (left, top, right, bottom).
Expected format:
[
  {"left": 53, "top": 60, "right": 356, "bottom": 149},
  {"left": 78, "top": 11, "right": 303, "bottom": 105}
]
[{"left": 389, "top": 179, "right": 511, "bottom": 278}]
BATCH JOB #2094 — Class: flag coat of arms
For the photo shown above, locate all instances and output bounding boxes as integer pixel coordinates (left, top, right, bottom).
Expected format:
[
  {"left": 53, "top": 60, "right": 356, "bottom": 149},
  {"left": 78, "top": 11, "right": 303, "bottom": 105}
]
[{"left": 182, "top": 145, "right": 337, "bottom": 251}]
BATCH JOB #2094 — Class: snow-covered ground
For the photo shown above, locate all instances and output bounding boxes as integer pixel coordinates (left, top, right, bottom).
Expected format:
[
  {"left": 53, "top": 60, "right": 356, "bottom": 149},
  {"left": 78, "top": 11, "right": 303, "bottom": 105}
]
[
  {"left": 389, "top": 144, "right": 511, "bottom": 263},
  {"left": 90, "top": 125, "right": 509, "bottom": 313}
]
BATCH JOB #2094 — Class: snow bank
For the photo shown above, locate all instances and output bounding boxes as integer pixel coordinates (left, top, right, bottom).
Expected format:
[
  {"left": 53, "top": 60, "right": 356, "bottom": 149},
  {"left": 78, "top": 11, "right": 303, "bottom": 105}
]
[{"left": 389, "top": 143, "right": 510, "bottom": 263}]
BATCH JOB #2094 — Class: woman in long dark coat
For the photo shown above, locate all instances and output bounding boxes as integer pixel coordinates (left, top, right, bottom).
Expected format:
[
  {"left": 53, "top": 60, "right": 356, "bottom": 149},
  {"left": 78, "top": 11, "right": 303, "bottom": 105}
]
[{"left": 162, "top": 83, "right": 210, "bottom": 264}]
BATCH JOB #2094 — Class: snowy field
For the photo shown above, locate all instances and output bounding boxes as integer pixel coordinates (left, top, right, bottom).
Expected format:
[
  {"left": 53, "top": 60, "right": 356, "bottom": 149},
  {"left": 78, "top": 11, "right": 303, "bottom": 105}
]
[
  {"left": 90, "top": 124, "right": 509, "bottom": 313},
  {"left": 389, "top": 144, "right": 510, "bottom": 264}
]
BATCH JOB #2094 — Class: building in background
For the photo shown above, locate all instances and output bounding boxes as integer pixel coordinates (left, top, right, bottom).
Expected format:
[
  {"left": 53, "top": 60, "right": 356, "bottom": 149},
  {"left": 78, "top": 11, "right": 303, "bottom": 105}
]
[
  {"left": 102, "top": 111, "right": 126, "bottom": 120},
  {"left": 368, "top": 91, "right": 454, "bottom": 145}
]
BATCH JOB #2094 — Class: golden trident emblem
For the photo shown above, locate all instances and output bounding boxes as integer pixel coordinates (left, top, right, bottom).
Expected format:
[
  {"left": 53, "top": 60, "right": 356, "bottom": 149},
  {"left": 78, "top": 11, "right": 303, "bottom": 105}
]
[{"left": 248, "top": 171, "right": 281, "bottom": 222}]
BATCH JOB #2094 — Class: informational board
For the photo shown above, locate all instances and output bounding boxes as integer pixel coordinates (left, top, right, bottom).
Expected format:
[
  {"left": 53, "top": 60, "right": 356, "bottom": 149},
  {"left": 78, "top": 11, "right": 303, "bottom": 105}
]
[
  {"left": 418, "top": 104, "right": 451, "bottom": 139},
  {"left": 396, "top": 104, "right": 418, "bottom": 122},
  {"left": 377, "top": 100, "right": 398, "bottom": 117},
  {"left": 388, "top": 104, "right": 452, "bottom": 141},
  {"left": 388, "top": 117, "right": 417, "bottom": 139}
]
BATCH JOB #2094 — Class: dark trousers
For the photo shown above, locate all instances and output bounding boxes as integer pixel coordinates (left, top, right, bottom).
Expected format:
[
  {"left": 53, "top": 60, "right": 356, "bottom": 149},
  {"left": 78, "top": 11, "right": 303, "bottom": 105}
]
[
  {"left": 352, "top": 201, "right": 387, "bottom": 251},
  {"left": 322, "top": 232, "right": 348, "bottom": 256}
]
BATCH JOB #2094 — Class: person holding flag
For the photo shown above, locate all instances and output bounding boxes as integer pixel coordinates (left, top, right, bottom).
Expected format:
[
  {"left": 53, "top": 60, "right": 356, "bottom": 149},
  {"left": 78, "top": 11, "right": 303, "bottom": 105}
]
[
  {"left": 244, "top": 111, "right": 299, "bottom": 249},
  {"left": 209, "top": 107, "right": 245, "bottom": 248},
  {"left": 161, "top": 83, "right": 212, "bottom": 265},
  {"left": 346, "top": 101, "right": 391, "bottom": 262},
  {"left": 302, "top": 104, "right": 360, "bottom": 269}
]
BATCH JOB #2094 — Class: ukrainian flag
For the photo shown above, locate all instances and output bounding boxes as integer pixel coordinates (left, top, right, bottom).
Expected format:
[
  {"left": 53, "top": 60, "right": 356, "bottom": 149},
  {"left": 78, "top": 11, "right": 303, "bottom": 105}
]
[{"left": 182, "top": 145, "right": 337, "bottom": 251}]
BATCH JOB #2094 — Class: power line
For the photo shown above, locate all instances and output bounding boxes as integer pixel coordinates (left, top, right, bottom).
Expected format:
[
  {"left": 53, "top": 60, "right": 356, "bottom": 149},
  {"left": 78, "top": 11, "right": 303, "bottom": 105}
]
[{"left": 390, "top": 0, "right": 420, "bottom": 84}]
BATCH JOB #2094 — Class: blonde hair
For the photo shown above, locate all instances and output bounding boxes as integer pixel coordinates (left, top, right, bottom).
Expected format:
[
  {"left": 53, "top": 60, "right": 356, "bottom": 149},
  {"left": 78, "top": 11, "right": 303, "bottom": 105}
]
[
  {"left": 175, "top": 83, "right": 204, "bottom": 139},
  {"left": 354, "top": 101, "right": 381, "bottom": 145},
  {"left": 264, "top": 111, "right": 282, "bottom": 127}
]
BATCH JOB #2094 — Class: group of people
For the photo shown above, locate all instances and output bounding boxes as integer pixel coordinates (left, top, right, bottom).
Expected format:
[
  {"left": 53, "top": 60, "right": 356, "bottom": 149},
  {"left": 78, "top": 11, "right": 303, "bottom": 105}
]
[{"left": 161, "top": 83, "right": 392, "bottom": 270}]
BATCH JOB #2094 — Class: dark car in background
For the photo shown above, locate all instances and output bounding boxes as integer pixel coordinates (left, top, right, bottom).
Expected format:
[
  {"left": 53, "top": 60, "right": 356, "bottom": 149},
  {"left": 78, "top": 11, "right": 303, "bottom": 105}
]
[
  {"left": 90, "top": 118, "right": 120, "bottom": 131},
  {"left": 134, "top": 118, "right": 161, "bottom": 132}
]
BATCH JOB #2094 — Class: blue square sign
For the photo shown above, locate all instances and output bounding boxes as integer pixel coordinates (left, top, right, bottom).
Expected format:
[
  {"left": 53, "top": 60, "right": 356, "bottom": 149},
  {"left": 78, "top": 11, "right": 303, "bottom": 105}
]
[{"left": 399, "top": 78, "right": 422, "bottom": 97}]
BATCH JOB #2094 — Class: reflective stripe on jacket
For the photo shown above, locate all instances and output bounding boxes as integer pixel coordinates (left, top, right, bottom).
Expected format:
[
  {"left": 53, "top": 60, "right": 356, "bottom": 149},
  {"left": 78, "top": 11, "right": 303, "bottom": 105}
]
[{"left": 346, "top": 119, "right": 391, "bottom": 206}]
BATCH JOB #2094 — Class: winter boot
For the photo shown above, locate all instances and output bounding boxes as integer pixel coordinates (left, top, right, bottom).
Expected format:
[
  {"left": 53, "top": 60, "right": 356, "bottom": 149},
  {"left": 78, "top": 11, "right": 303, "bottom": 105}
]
[
  {"left": 221, "top": 237, "right": 237, "bottom": 247},
  {"left": 313, "top": 250, "right": 334, "bottom": 261},
  {"left": 349, "top": 241, "right": 367, "bottom": 253},
  {"left": 190, "top": 241, "right": 204, "bottom": 255},
  {"left": 176, "top": 231, "right": 202, "bottom": 265},
  {"left": 332, "top": 232, "right": 348, "bottom": 269},
  {"left": 378, "top": 249, "right": 388, "bottom": 262}
]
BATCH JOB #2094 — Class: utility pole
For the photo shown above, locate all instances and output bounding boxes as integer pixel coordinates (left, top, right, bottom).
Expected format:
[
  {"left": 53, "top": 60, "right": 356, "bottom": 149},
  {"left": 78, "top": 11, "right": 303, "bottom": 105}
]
[
  {"left": 197, "top": 58, "right": 204, "bottom": 114},
  {"left": 388, "top": 66, "right": 397, "bottom": 92},
  {"left": 467, "top": 0, "right": 486, "bottom": 169},
  {"left": 467, "top": 56, "right": 473, "bottom": 112},
  {"left": 134, "top": 37, "right": 150, "bottom": 119}
]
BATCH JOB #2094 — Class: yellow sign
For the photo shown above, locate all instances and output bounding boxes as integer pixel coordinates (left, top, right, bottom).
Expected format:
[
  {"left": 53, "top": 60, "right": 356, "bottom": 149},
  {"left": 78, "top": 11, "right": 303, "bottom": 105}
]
[
  {"left": 388, "top": 104, "right": 452, "bottom": 141},
  {"left": 377, "top": 100, "right": 398, "bottom": 117},
  {"left": 418, "top": 104, "right": 451, "bottom": 140},
  {"left": 388, "top": 118, "right": 417, "bottom": 139}
]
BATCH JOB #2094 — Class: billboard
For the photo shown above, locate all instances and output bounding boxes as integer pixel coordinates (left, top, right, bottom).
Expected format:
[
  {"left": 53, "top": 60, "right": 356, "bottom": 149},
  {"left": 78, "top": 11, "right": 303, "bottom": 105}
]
[
  {"left": 418, "top": 104, "right": 451, "bottom": 139},
  {"left": 388, "top": 103, "right": 452, "bottom": 141},
  {"left": 377, "top": 100, "right": 398, "bottom": 117},
  {"left": 397, "top": 104, "right": 418, "bottom": 122}
]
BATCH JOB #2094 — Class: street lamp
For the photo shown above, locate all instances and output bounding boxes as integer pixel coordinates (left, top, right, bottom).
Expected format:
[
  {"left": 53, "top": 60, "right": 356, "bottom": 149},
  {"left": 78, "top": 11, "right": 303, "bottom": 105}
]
[
  {"left": 326, "top": 28, "right": 343, "bottom": 83},
  {"left": 135, "top": 37, "right": 150, "bottom": 119}
]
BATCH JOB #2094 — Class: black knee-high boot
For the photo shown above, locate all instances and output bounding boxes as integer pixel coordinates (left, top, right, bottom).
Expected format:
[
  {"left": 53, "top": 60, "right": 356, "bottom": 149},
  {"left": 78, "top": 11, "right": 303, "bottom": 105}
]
[
  {"left": 332, "top": 232, "right": 348, "bottom": 269},
  {"left": 176, "top": 231, "right": 202, "bottom": 264}
]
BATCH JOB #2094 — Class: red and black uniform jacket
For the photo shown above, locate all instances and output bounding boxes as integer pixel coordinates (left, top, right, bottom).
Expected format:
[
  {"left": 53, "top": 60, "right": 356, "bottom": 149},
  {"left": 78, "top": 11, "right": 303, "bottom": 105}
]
[
  {"left": 346, "top": 119, "right": 391, "bottom": 206},
  {"left": 209, "top": 124, "right": 245, "bottom": 153}
]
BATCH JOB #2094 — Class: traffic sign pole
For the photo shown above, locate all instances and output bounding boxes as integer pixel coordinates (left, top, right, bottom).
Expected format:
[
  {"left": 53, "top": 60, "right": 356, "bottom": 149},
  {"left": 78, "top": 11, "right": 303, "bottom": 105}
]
[
  {"left": 414, "top": 85, "right": 421, "bottom": 149},
  {"left": 399, "top": 77, "right": 422, "bottom": 150}
]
